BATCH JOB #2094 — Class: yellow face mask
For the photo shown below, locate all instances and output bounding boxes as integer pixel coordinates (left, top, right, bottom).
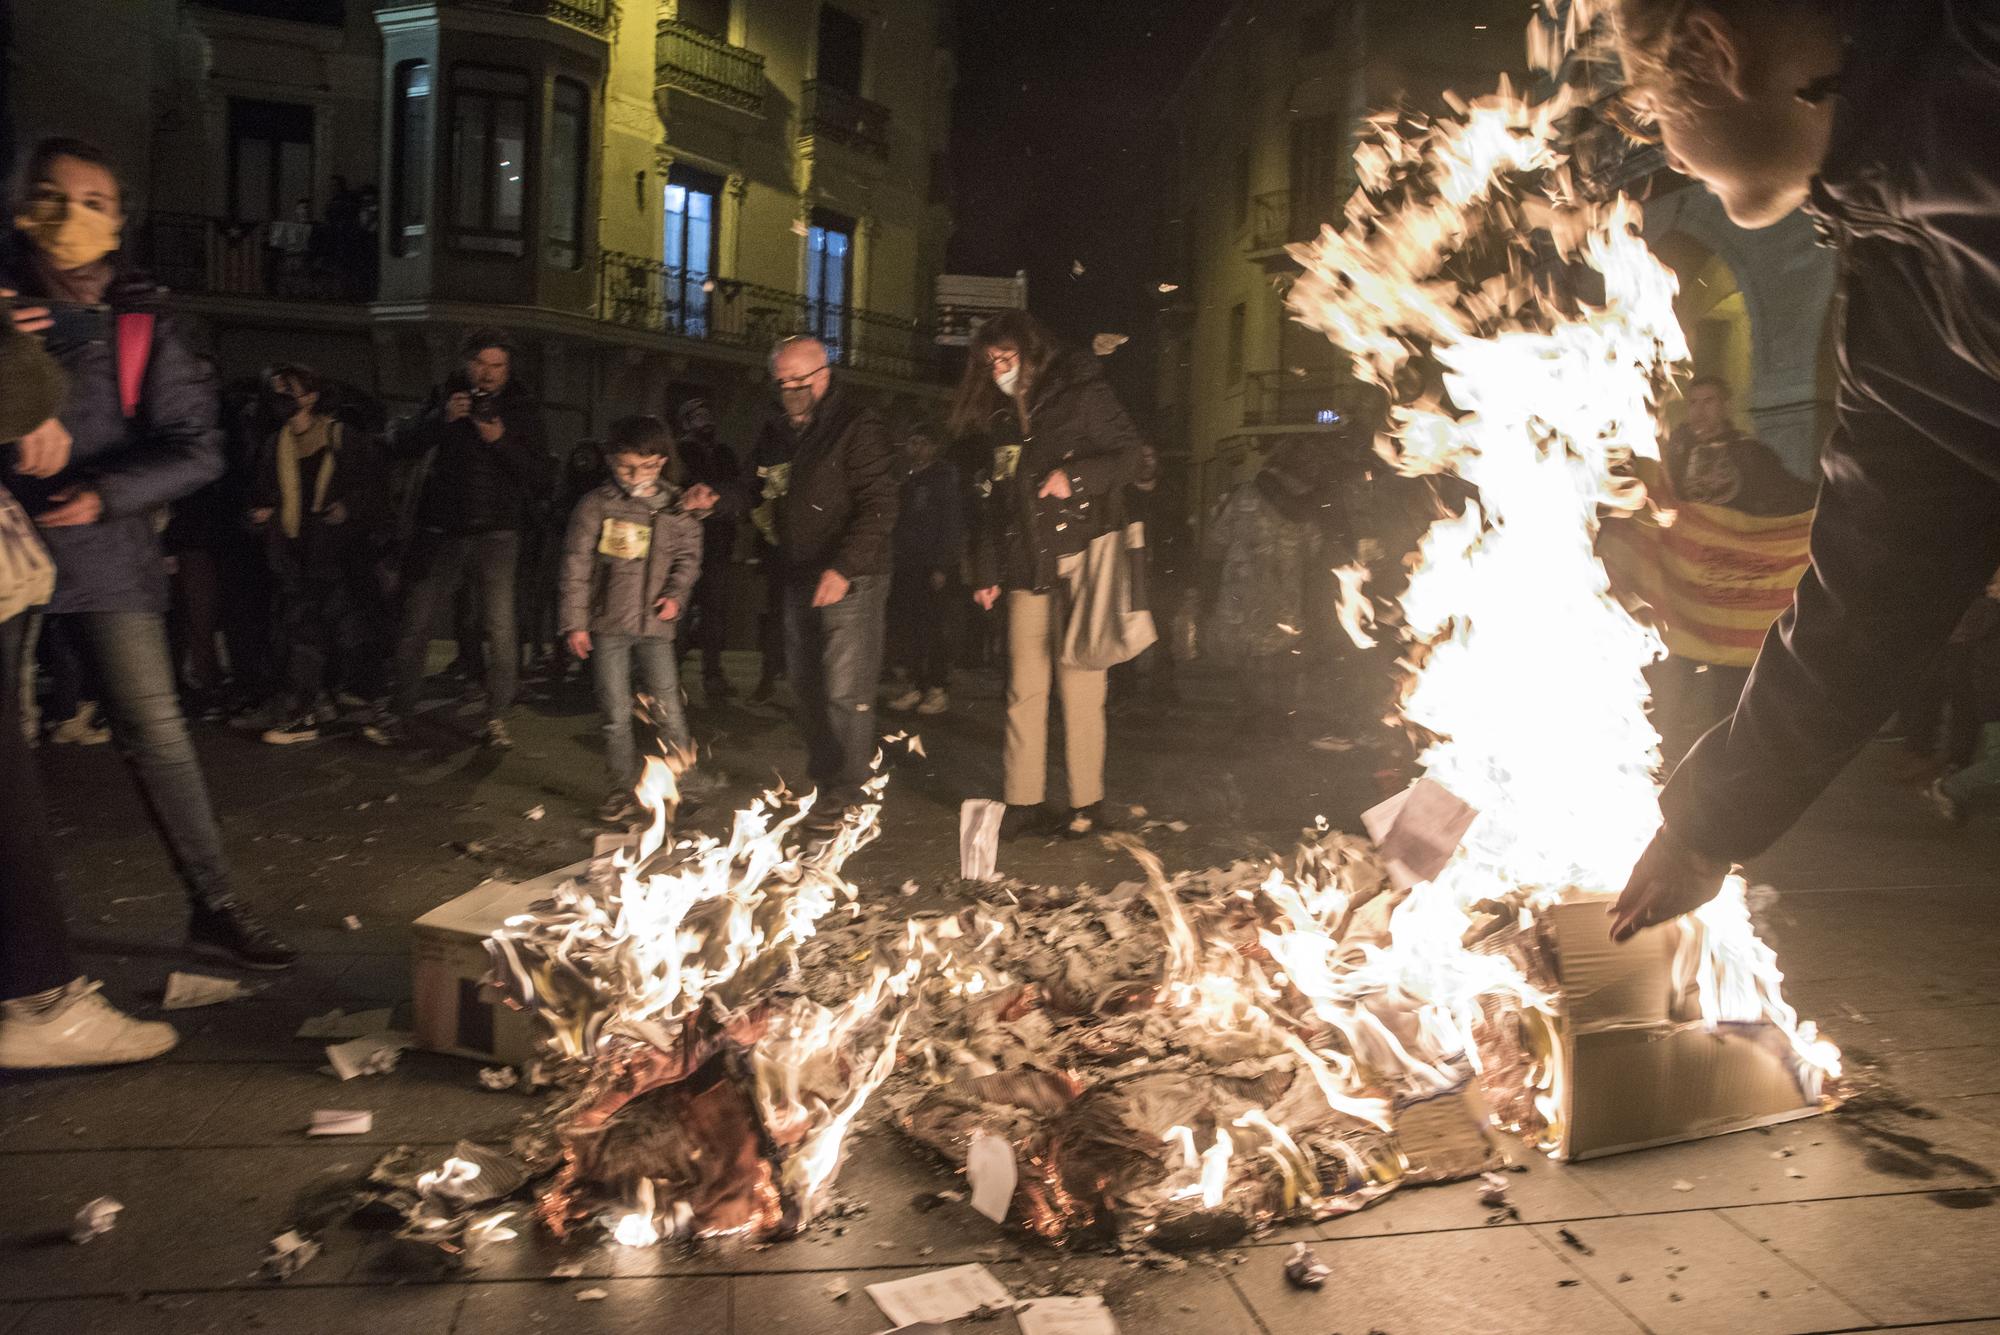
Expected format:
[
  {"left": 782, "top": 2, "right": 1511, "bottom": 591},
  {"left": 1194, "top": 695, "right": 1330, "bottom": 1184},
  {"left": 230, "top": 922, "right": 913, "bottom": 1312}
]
[{"left": 14, "top": 197, "right": 123, "bottom": 270}]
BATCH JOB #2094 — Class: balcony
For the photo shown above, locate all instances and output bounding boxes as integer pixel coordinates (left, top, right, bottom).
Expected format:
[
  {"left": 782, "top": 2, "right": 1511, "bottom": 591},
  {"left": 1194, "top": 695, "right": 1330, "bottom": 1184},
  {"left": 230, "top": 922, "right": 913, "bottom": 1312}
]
[
  {"left": 1242, "top": 369, "right": 1347, "bottom": 429},
  {"left": 381, "top": 0, "right": 612, "bottom": 37},
  {"left": 1247, "top": 186, "right": 1352, "bottom": 257},
  {"left": 800, "top": 80, "right": 891, "bottom": 160},
  {"left": 597, "top": 250, "right": 932, "bottom": 381},
  {"left": 138, "top": 212, "right": 376, "bottom": 303},
  {"left": 656, "top": 18, "right": 765, "bottom": 113}
]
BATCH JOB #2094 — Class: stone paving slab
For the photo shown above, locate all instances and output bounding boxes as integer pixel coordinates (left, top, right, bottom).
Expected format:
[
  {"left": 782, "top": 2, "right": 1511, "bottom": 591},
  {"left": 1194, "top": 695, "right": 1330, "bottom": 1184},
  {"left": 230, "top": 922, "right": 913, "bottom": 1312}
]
[
  {"left": 5, "top": 1284, "right": 468, "bottom": 1335},
  {"left": 454, "top": 1275, "right": 731, "bottom": 1334},
  {"left": 1725, "top": 1193, "right": 2000, "bottom": 1327}
]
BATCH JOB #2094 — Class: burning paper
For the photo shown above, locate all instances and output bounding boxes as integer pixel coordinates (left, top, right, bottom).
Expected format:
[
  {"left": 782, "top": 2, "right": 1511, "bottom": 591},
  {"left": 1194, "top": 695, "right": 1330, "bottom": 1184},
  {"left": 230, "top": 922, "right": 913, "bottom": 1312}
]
[
  {"left": 866, "top": 1264, "right": 1015, "bottom": 1327},
  {"left": 1360, "top": 778, "right": 1479, "bottom": 890},
  {"left": 162, "top": 972, "right": 251, "bottom": 1010},
  {"left": 966, "top": 1132, "right": 1018, "bottom": 1223}
]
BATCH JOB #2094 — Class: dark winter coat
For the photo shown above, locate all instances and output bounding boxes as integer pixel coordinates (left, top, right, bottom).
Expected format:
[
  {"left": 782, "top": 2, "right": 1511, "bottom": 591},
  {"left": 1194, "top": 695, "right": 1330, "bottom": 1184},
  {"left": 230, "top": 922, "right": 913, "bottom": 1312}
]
[
  {"left": 247, "top": 419, "right": 390, "bottom": 581},
  {"left": 968, "top": 349, "right": 1143, "bottom": 594},
  {"left": 1663, "top": 0, "right": 2000, "bottom": 861},
  {"left": 749, "top": 386, "right": 899, "bottom": 581},
  {"left": 0, "top": 235, "right": 224, "bottom": 615},
  {"left": 893, "top": 458, "right": 965, "bottom": 581},
  {"left": 395, "top": 374, "right": 551, "bottom": 538},
  {"left": 675, "top": 429, "right": 748, "bottom": 561},
  {"left": 557, "top": 481, "right": 703, "bottom": 639}
]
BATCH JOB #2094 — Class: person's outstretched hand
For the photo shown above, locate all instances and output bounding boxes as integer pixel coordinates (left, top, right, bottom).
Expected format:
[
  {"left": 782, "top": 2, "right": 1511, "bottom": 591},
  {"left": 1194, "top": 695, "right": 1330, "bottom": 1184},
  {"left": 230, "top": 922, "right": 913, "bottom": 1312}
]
[{"left": 1609, "top": 822, "right": 1731, "bottom": 943}]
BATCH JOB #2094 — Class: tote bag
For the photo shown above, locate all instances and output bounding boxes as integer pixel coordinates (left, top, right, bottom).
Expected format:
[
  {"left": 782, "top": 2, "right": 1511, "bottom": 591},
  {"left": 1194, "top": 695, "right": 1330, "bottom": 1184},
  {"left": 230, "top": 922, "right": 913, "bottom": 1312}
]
[
  {"left": 1059, "top": 520, "right": 1157, "bottom": 671},
  {"left": 0, "top": 486, "right": 56, "bottom": 623}
]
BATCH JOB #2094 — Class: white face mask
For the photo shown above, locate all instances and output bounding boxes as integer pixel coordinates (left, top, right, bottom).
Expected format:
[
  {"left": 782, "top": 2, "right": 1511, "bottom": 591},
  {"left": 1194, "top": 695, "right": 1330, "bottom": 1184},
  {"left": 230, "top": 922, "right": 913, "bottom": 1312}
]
[{"left": 994, "top": 364, "right": 1021, "bottom": 395}]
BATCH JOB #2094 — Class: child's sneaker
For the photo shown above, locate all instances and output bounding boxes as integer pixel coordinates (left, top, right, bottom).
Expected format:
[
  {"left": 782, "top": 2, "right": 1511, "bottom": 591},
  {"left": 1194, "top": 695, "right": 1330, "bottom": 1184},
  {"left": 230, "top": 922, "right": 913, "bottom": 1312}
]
[
  {"left": 886, "top": 686, "right": 923, "bottom": 712},
  {"left": 47, "top": 706, "right": 110, "bottom": 746},
  {"left": 261, "top": 714, "right": 324, "bottom": 745},
  {"left": 482, "top": 717, "right": 514, "bottom": 750},
  {"left": 916, "top": 687, "right": 950, "bottom": 716}
]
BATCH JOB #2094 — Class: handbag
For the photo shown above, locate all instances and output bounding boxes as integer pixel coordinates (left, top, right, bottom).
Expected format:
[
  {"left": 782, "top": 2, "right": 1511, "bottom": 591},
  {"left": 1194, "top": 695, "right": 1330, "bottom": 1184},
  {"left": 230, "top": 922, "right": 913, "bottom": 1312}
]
[
  {"left": 1059, "top": 520, "right": 1157, "bottom": 671},
  {"left": 0, "top": 485, "right": 56, "bottom": 624}
]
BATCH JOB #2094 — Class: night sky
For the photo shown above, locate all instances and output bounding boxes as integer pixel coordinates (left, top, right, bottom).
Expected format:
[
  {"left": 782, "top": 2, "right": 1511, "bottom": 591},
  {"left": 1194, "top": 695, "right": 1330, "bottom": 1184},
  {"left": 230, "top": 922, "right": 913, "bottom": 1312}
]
[{"left": 946, "top": 0, "right": 1234, "bottom": 418}]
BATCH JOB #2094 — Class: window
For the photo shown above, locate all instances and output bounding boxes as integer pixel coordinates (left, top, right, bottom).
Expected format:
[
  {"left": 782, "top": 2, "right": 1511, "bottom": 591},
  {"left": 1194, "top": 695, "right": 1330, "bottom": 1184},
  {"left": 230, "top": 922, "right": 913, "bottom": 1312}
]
[
  {"left": 664, "top": 164, "right": 722, "bottom": 335},
  {"left": 390, "top": 61, "right": 432, "bottom": 257},
  {"left": 1299, "top": 4, "right": 1342, "bottom": 56},
  {"left": 678, "top": 0, "right": 731, "bottom": 37},
  {"left": 227, "top": 98, "right": 314, "bottom": 222},
  {"left": 815, "top": 5, "right": 865, "bottom": 95},
  {"left": 449, "top": 65, "right": 530, "bottom": 254},
  {"left": 1289, "top": 114, "right": 1345, "bottom": 237},
  {"left": 1232, "top": 149, "right": 1250, "bottom": 229},
  {"left": 546, "top": 79, "right": 589, "bottom": 269},
  {"left": 1226, "top": 302, "right": 1246, "bottom": 384},
  {"left": 805, "top": 208, "right": 855, "bottom": 363}
]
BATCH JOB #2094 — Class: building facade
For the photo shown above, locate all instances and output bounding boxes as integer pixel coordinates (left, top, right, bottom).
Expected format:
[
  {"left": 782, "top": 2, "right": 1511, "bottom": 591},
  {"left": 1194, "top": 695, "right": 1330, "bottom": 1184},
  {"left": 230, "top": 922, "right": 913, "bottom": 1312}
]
[{"left": 4, "top": 0, "right": 957, "bottom": 448}]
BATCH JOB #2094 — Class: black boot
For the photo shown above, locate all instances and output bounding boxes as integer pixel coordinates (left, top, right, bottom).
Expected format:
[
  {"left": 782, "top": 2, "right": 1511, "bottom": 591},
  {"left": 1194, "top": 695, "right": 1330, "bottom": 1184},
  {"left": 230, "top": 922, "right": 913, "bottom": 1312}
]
[
  {"left": 999, "top": 803, "right": 1062, "bottom": 841},
  {"left": 188, "top": 902, "right": 299, "bottom": 971}
]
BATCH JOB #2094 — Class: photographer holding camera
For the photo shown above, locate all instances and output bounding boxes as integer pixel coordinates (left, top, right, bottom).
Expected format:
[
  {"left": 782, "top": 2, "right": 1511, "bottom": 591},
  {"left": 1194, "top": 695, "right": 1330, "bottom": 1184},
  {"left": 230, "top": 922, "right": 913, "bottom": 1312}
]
[{"left": 372, "top": 328, "right": 550, "bottom": 749}]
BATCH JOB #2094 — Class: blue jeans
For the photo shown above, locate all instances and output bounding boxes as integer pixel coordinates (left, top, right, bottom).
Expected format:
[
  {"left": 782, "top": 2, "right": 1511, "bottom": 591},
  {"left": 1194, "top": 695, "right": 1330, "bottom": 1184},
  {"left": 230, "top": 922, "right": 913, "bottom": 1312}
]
[
  {"left": 782, "top": 573, "right": 889, "bottom": 808},
  {"left": 589, "top": 632, "right": 692, "bottom": 787},
  {"left": 391, "top": 531, "right": 520, "bottom": 717},
  {"left": 1941, "top": 723, "right": 2000, "bottom": 812},
  {"left": 74, "top": 612, "right": 237, "bottom": 910}
]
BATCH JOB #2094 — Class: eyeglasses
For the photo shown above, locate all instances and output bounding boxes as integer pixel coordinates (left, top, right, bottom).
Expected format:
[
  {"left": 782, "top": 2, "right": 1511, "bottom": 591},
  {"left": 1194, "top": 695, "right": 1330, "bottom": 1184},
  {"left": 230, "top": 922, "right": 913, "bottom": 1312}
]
[{"left": 773, "top": 364, "right": 828, "bottom": 392}]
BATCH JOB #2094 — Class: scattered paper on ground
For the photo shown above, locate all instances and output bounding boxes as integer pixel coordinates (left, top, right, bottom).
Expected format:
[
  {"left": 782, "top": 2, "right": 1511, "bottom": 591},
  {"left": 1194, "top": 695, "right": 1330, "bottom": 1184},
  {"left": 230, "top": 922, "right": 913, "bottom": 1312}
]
[
  {"left": 959, "top": 799, "right": 1005, "bottom": 881},
  {"left": 307, "top": 1110, "right": 373, "bottom": 1136},
  {"left": 260, "top": 1230, "right": 321, "bottom": 1280},
  {"left": 325, "top": 1031, "right": 413, "bottom": 1080},
  {"left": 162, "top": 972, "right": 250, "bottom": 1010},
  {"left": 866, "top": 1264, "right": 1014, "bottom": 1327},
  {"left": 478, "top": 1066, "right": 519, "bottom": 1091},
  {"left": 68, "top": 1197, "right": 121, "bottom": 1244},
  {"left": 967, "top": 1133, "right": 1017, "bottom": 1224},
  {"left": 1018, "top": 1295, "right": 1119, "bottom": 1335},
  {"left": 574, "top": 1287, "right": 608, "bottom": 1302},
  {"left": 295, "top": 1008, "right": 394, "bottom": 1040}
]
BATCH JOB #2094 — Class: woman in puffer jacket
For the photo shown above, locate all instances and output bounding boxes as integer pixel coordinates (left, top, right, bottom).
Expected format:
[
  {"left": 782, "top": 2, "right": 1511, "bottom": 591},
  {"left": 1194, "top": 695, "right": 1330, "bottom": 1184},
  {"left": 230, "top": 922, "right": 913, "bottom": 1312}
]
[
  {"left": 952, "top": 311, "right": 1143, "bottom": 840},
  {"left": 0, "top": 136, "right": 294, "bottom": 970}
]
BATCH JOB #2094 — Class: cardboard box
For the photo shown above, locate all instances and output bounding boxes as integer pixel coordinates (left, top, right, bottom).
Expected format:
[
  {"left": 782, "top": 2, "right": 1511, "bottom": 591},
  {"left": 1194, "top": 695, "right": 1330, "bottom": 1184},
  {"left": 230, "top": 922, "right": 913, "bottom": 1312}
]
[
  {"left": 411, "top": 859, "right": 596, "bottom": 1064},
  {"left": 1485, "top": 899, "right": 1820, "bottom": 1161}
]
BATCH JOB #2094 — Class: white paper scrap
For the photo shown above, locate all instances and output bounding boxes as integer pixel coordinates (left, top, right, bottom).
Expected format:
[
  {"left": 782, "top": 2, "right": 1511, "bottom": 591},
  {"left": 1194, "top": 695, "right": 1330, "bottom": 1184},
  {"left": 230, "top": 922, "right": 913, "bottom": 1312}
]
[
  {"left": 68, "top": 1196, "right": 122, "bottom": 1244},
  {"left": 575, "top": 1287, "right": 608, "bottom": 1302},
  {"left": 294, "top": 1008, "right": 394, "bottom": 1040},
  {"left": 866, "top": 1263, "right": 1015, "bottom": 1327},
  {"left": 260, "top": 1230, "right": 321, "bottom": 1280},
  {"left": 967, "top": 1133, "right": 1017, "bottom": 1224},
  {"left": 325, "top": 1031, "right": 413, "bottom": 1080},
  {"left": 307, "top": 1110, "right": 373, "bottom": 1136},
  {"left": 1018, "top": 1295, "right": 1119, "bottom": 1335},
  {"left": 1361, "top": 778, "right": 1479, "bottom": 890},
  {"left": 959, "top": 799, "right": 1006, "bottom": 882},
  {"left": 162, "top": 972, "right": 250, "bottom": 1010}
]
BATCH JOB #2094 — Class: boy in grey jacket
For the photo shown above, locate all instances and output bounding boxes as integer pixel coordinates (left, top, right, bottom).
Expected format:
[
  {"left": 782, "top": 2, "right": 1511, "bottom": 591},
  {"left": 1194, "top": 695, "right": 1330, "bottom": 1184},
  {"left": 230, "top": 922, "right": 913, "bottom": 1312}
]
[{"left": 558, "top": 416, "right": 703, "bottom": 820}]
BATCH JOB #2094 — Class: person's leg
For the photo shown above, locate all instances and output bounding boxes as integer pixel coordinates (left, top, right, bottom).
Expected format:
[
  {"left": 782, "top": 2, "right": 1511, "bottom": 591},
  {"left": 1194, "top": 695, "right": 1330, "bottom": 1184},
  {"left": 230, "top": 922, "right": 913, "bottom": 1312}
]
[
  {"left": 590, "top": 634, "right": 637, "bottom": 787},
  {"left": 1056, "top": 659, "right": 1109, "bottom": 808},
  {"left": 694, "top": 561, "right": 730, "bottom": 685},
  {"left": 41, "top": 613, "right": 83, "bottom": 725},
  {"left": 78, "top": 611, "right": 239, "bottom": 910},
  {"left": 634, "top": 635, "right": 695, "bottom": 756},
  {"left": 177, "top": 547, "right": 225, "bottom": 694},
  {"left": 1940, "top": 723, "right": 2000, "bottom": 807},
  {"left": 477, "top": 531, "right": 521, "bottom": 715},
  {"left": 390, "top": 536, "right": 469, "bottom": 717},
  {"left": 1004, "top": 590, "right": 1055, "bottom": 807},
  {"left": 816, "top": 574, "right": 890, "bottom": 805},
  {"left": 1941, "top": 642, "right": 1983, "bottom": 769},
  {"left": 920, "top": 582, "right": 958, "bottom": 691},
  {"left": 0, "top": 613, "right": 76, "bottom": 1000},
  {"left": 782, "top": 578, "right": 839, "bottom": 791}
]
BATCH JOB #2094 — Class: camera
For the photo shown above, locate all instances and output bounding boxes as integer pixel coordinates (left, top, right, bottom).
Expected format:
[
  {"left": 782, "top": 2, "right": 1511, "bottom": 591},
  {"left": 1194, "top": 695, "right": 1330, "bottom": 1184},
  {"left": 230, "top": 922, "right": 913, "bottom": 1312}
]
[{"left": 468, "top": 389, "right": 501, "bottom": 424}]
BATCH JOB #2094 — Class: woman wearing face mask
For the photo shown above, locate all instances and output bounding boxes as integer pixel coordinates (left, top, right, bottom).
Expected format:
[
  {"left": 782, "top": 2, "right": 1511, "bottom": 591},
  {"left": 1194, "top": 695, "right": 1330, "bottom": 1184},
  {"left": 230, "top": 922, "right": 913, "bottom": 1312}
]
[
  {"left": 951, "top": 311, "right": 1145, "bottom": 839},
  {"left": 0, "top": 136, "right": 296, "bottom": 971}
]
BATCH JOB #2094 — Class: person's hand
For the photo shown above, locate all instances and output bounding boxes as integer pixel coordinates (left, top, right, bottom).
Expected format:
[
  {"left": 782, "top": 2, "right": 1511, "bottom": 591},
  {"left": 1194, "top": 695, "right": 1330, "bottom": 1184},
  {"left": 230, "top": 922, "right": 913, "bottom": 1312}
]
[
  {"left": 1609, "top": 823, "right": 1732, "bottom": 943},
  {"left": 37, "top": 486, "right": 103, "bottom": 528},
  {"left": 812, "top": 568, "right": 850, "bottom": 608},
  {"left": 973, "top": 585, "right": 1001, "bottom": 611},
  {"left": 13, "top": 418, "right": 72, "bottom": 478},
  {"left": 683, "top": 483, "right": 719, "bottom": 514},
  {"left": 473, "top": 415, "right": 506, "bottom": 444},
  {"left": 445, "top": 391, "right": 472, "bottom": 423},
  {"left": 322, "top": 500, "right": 348, "bottom": 526},
  {"left": 655, "top": 596, "right": 681, "bottom": 621},
  {"left": 1038, "top": 469, "right": 1073, "bottom": 500},
  {"left": 247, "top": 506, "right": 274, "bottom": 525},
  {"left": 566, "top": 630, "right": 592, "bottom": 659},
  {"left": 929, "top": 569, "right": 947, "bottom": 592},
  {"left": 1, "top": 289, "right": 51, "bottom": 335}
]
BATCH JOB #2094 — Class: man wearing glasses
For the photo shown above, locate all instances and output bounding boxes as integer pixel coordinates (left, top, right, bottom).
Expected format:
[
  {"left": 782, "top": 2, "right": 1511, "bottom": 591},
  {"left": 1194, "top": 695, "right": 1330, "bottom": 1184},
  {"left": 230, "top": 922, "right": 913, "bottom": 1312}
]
[
  {"left": 751, "top": 337, "right": 899, "bottom": 832},
  {"left": 1603, "top": 0, "right": 2000, "bottom": 940}
]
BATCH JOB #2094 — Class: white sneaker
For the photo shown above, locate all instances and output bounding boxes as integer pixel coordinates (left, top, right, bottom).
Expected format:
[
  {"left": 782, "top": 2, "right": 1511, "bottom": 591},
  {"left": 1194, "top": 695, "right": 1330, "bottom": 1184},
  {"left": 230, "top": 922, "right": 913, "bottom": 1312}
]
[
  {"left": 0, "top": 980, "right": 179, "bottom": 1069},
  {"left": 886, "top": 687, "right": 923, "bottom": 712},
  {"left": 916, "top": 687, "right": 950, "bottom": 716},
  {"left": 48, "top": 707, "right": 110, "bottom": 746}
]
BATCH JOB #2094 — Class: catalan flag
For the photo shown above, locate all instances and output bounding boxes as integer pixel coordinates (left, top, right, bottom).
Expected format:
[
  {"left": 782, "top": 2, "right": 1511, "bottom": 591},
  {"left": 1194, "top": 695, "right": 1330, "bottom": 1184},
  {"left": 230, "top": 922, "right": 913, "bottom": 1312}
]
[{"left": 1602, "top": 497, "right": 1815, "bottom": 669}]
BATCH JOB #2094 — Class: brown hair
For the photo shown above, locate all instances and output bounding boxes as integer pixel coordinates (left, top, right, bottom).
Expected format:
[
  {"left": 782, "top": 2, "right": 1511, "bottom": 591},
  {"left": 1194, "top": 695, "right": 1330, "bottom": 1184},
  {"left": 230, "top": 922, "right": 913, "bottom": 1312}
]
[
  {"left": 1610, "top": 0, "right": 1830, "bottom": 91},
  {"left": 11, "top": 136, "right": 123, "bottom": 212},
  {"left": 946, "top": 310, "right": 1062, "bottom": 439},
  {"left": 604, "top": 413, "right": 673, "bottom": 460}
]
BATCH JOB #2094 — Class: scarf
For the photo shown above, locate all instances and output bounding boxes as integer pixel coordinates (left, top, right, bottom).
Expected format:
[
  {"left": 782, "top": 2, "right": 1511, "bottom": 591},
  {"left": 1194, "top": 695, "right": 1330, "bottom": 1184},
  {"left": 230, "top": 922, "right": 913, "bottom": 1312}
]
[{"left": 277, "top": 416, "right": 338, "bottom": 540}]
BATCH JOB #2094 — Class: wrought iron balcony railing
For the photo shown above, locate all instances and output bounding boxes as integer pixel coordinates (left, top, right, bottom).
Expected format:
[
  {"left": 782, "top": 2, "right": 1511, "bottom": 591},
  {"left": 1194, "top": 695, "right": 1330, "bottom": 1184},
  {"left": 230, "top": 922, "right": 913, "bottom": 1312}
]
[
  {"left": 137, "top": 212, "right": 376, "bottom": 302},
  {"left": 656, "top": 18, "right": 765, "bottom": 112},
  {"left": 800, "top": 80, "right": 891, "bottom": 160},
  {"left": 375, "top": 0, "right": 611, "bottom": 37}
]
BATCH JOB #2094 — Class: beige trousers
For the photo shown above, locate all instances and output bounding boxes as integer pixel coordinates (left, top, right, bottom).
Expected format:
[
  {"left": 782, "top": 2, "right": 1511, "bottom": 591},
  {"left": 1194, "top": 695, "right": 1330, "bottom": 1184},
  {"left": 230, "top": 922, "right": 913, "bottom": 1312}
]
[{"left": 1004, "top": 585, "right": 1107, "bottom": 807}]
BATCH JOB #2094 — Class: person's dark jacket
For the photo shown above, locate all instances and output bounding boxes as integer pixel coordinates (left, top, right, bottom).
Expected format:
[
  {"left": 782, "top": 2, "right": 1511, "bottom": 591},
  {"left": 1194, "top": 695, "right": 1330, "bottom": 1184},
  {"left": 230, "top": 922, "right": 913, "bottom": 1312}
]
[
  {"left": 247, "top": 418, "right": 389, "bottom": 581},
  {"left": 750, "top": 385, "right": 899, "bottom": 580},
  {"left": 1662, "top": 427, "right": 1819, "bottom": 518},
  {"left": 0, "top": 236, "right": 224, "bottom": 614},
  {"left": 893, "top": 458, "right": 965, "bottom": 581},
  {"left": 557, "top": 480, "right": 703, "bottom": 639},
  {"left": 1662, "top": 0, "right": 2000, "bottom": 862},
  {"left": 394, "top": 373, "right": 550, "bottom": 538},
  {"left": 676, "top": 428, "right": 748, "bottom": 559},
  {"left": 969, "top": 348, "right": 1144, "bottom": 593}
]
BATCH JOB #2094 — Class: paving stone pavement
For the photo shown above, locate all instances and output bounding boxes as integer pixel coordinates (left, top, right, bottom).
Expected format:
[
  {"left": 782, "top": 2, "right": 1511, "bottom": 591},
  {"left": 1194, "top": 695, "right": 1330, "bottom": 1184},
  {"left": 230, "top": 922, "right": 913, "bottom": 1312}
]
[{"left": 3, "top": 655, "right": 1997, "bottom": 1334}]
